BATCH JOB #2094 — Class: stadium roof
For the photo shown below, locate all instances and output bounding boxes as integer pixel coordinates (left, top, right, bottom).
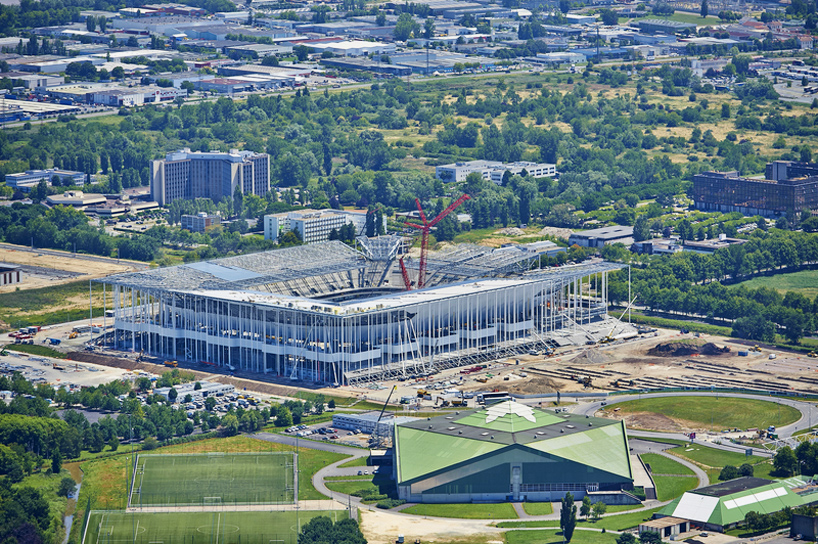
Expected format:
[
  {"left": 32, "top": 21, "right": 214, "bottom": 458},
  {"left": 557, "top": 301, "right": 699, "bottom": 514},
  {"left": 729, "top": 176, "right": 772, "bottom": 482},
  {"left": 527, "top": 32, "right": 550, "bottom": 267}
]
[
  {"left": 658, "top": 476, "right": 810, "bottom": 527},
  {"left": 395, "top": 400, "right": 632, "bottom": 485},
  {"left": 99, "top": 240, "right": 622, "bottom": 315}
]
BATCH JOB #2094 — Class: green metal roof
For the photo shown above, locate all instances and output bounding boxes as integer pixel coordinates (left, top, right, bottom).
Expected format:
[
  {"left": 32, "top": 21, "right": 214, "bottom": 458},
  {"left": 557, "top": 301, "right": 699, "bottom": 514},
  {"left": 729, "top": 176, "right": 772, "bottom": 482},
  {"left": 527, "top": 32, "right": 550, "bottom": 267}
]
[
  {"left": 395, "top": 425, "right": 503, "bottom": 483},
  {"left": 658, "top": 477, "right": 809, "bottom": 527},
  {"left": 457, "top": 402, "right": 563, "bottom": 433},
  {"left": 526, "top": 420, "right": 633, "bottom": 480}
]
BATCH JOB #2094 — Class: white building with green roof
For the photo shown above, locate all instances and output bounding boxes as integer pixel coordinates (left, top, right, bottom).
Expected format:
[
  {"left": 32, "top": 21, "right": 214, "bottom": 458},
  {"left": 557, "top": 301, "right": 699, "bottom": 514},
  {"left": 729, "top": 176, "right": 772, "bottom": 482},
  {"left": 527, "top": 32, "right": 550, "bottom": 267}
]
[
  {"left": 657, "top": 476, "right": 812, "bottom": 532},
  {"left": 393, "top": 400, "right": 633, "bottom": 503}
]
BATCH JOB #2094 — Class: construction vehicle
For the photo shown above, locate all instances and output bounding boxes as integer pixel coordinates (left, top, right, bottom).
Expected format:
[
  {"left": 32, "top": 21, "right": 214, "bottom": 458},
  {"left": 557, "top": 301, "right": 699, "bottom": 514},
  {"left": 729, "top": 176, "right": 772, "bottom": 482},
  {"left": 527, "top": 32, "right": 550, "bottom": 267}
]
[
  {"left": 68, "top": 332, "right": 78, "bottom": 339},
  {"left": 450, "top": 398, "right": 467, "bottom": 407},
  {"left": 475, "top": 376, "right": 488, "bottom": 383},
  {"left": 435, "top": 397, "right": 450, "bottom": 407},
  {"left": 164, "top": 360, "right": 178, "bottom": 368},
  {"left": 750, "top": 345, "right": 762, "bottom": 352},
  {"left": 46, "top": 338, "right": 61, "bottom": 345},
  {"left": 578, "top": 376, "right": 592, "bottom": 388},
  {"left": 399, "top": 195, "right": 470, "bottom": 290},
  {"left": 417, "top": 389, "right": 428, "bottom": 398},
  {"left": 809, "top": 352, "right": 817, "bottom": 358}
]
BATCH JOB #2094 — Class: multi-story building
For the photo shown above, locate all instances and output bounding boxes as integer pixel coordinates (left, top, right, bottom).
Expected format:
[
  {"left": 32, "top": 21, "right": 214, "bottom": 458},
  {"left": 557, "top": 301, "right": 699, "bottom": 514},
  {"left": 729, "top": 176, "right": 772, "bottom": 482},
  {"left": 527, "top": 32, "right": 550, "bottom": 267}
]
[
  {"left": 5, "top": 168, "right": 86, "bottom": 191},
  {"left": 693, "top": 169, "right": 818, "bottom": 217},
  {"left": 151, "top": 148, "right": 270, "bottom": 206},
  {"left": 263, "top": 208, "right": 384, "bottom": 244},
  {"left": 435, "top": 160, "right": 556, "bottom": 184},
  {"left": 766, "top": 160, "right": 818, "bottom": 182},
  {"left": 181, "top": 212, "right": 221, "bottom": 233}
]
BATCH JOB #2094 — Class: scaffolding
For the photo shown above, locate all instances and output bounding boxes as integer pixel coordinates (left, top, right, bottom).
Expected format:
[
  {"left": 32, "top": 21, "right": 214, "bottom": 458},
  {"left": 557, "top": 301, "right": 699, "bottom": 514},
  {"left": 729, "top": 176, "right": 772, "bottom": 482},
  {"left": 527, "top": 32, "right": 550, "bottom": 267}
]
[{"left": 97, "top": 242, "right": 623, "bottom": 385}]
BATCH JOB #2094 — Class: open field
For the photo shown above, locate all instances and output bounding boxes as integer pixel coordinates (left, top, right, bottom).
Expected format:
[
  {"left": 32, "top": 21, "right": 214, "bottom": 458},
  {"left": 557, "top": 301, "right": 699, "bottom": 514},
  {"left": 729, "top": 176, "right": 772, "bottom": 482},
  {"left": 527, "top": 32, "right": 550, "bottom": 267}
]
[
  {"left": 640, "top": 453, "right": 695, "bottom": 476},
  {"left": 401, "top": 503, "right": 519, "bottom": 519},
  {"left": 600, "top": 396, "right": 800, "bottom": 432},
  {"left": 506, "top": 529, "right": 618, "bottom": 544},
  {"left": 652, "top": 475, "right": 698, "bottom": 501},
  {"left": 0, "top": 279, "right": 108, "bottom": 331},
  {"left": 131, "top": 453, "right": 294, "bottom": 507},
  {"left": 498, "top": 507, "right": 662, "bottom": 530},
  {"left": 84, "top": 510, "right": 343, "bottom": 544},
  {"left": 728, "top": 269, "right": 818, "bottom": 300},
  {"left": 521, "top": 502, "right": 553, "bottom": 516}
]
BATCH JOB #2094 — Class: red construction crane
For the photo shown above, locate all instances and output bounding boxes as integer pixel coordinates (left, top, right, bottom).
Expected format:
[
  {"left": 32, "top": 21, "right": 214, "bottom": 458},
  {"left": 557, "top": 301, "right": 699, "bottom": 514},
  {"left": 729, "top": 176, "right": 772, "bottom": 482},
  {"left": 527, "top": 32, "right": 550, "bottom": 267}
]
[{"left": 399, "top": 194, "right": 470, "bottom": 290}]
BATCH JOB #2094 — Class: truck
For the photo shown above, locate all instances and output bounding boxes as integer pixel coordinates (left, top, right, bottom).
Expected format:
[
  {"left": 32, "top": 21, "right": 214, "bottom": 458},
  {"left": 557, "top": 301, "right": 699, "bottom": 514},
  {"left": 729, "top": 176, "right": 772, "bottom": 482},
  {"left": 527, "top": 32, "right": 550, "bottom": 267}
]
[
  {"left": 46, "top": 338, "right": 61, "bottom": 345},
  {"left": 164, "top": 361, "right": 178, "bottom": 368}
]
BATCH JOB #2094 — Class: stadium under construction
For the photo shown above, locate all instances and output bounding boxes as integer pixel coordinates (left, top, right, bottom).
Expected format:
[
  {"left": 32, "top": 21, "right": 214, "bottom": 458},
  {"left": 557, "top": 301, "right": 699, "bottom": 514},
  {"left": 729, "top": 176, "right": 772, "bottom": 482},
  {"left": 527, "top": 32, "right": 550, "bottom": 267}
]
[{"left": 97, "top": 237, "right": 627, "bottom": 385}]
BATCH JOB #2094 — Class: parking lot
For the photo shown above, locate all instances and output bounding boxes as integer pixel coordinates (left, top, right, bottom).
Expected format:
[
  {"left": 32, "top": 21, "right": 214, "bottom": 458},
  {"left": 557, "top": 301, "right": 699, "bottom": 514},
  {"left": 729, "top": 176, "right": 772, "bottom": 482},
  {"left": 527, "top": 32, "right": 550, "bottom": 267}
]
[{"left": 284, "top": 421, "right": 372, "bottom": 448}]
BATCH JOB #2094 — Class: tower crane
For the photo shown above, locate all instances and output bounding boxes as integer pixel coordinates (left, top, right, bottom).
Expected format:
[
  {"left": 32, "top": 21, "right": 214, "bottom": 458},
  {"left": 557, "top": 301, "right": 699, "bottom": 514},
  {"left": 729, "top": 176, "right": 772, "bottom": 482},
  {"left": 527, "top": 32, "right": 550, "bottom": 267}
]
[{"left": 399, "top": 195, "right": 470, "bottom": 290}]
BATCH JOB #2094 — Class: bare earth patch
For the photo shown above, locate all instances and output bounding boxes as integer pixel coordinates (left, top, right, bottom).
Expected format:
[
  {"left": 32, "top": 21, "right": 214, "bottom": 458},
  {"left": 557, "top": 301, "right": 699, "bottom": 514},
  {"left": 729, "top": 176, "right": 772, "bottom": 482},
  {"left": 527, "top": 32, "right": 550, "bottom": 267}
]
[{"left": 360, "top": 509, "right": 501, "bottom": 544}]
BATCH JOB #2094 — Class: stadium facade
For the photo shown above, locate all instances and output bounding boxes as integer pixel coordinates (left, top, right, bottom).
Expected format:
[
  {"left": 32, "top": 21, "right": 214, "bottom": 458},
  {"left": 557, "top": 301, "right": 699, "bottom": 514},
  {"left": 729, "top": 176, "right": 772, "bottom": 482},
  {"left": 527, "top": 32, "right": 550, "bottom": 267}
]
[
  {"left": 393, "top": 401, "right": 633, "bottom": 503},
  {"left": 98, "top": 238, "right": 622, "bottom": 385}
]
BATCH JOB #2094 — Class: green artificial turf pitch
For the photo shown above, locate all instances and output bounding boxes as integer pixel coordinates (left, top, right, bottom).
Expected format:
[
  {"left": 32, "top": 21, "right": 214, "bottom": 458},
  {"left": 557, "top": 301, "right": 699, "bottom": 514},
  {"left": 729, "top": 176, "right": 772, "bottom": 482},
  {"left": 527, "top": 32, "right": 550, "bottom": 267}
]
[
  {"left": 85, "top": 510, "right": 342, "bottom": 544},
  {"left": 130, "top": 453, "right": 295, "bottom": 507}
]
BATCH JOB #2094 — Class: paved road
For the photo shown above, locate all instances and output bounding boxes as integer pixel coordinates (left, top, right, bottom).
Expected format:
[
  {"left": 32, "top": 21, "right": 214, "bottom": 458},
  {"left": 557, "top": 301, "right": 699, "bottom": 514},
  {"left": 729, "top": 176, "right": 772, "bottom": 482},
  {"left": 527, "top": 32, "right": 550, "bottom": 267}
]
[
  {"left": 570, "top": 391, "right": 818, "bottom": 456},
  {"left": 0, "top": 242, "right": 149, "bottom": 270}
]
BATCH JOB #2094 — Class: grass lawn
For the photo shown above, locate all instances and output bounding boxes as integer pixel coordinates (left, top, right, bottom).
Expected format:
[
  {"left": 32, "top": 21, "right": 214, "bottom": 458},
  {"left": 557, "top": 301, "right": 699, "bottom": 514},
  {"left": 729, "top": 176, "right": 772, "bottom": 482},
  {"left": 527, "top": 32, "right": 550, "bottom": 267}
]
[
  {"left": 652, "top": 475, "right": 698, "bottom": 501},
  {"left": 132, "top": 452, "right": 294, "bottom": 507},
  {"left": 668, "top": 443, "right": 767, "bottom": 469},
  {"left": 626, "top": 12, "right": 721, "bottom": 25},
  {"left": 604, "top": 504, "right": 644, "bottom": 513},
  {"left": 505, "top": 529, "right": 618, "bottom": 544},
  {"left": 602, "top": 397, "right": 800, "bottom": 432},
  {"left": 84, "top": 510, "right": 342, "bottom": 544},
  {"left": 522, "top": 502, "right": 553, "bottom": 515},
  {"left": 499, "top": 507, "right": 661, "bottom": 531},
  {"left": 632, "top": 437, "right": 690, "bottom": 447},
  {"left": 337, "top": 456, "right": 368, "bottom": 468},
  {"left": 625, "top": 312, "right": 733, "bottom": 337},
  {"left": 401, "top": 503, "right": 519, "bottom": 519},
  {"left": 0, "top": 280, "right": 108, "bottom": 331},
  {"left": 728, "top": 269, "right": 818, "bottom": 299},
  {"left": 640, "top": 453, "right": 695, "bottom": 476}
]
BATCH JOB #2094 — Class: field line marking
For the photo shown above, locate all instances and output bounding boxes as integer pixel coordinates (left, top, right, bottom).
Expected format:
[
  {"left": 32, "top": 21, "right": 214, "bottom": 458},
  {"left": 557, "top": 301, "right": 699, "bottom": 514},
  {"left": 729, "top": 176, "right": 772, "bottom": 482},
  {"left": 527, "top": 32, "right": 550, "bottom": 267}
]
[
  {"left": 215, "top": 513, "right": 220, "bottom": 544},
  {"left": 134, "top": 520, "right": 139, "bottom": 543}
]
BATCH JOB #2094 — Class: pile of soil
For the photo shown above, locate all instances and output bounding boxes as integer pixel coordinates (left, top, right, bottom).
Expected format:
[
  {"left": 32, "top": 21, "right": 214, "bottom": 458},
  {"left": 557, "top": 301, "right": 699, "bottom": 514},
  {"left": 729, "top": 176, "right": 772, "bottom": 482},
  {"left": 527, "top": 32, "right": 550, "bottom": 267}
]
[
  {"left": 571, "top": 349, "right": 609, "bottom": 365},
  {"left": 495, "top": 227, "right": 526, "bottom": 236},
  {"left": 509, "top": 375, "right": 561, "bottom": 394},
  {"left": 647, "top": 342, "right": 730, "bottom": 357}
]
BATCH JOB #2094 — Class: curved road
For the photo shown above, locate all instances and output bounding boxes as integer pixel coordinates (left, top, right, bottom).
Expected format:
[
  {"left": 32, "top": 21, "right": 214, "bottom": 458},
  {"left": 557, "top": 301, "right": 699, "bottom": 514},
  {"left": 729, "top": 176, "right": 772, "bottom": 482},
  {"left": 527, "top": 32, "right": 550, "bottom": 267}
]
[{"left": 569, "top": 391, "right": 818, "bottom": 457}]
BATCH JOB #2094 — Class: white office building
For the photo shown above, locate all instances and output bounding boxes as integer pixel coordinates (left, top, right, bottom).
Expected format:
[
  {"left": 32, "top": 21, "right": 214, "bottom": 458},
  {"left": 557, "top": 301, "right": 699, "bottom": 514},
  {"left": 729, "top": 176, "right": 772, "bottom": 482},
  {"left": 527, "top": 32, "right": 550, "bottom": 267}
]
[
  {"left": 263, "top": 208, "right": 384, "bottom": 244},
  {"left": 436, "top": 160, "right": 556, "bottom": 184}
]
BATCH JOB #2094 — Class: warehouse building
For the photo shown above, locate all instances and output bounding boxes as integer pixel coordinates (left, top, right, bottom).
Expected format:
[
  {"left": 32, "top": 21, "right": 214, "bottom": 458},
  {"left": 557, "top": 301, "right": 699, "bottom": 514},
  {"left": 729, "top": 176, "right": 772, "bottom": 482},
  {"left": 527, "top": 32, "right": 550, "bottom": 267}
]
[
  {"left": 332, "top": 411, "right": 417, "bottom": 435},
  {"left": 0, "top": 264, "right": 21, "bottom": 287},
  {"left": 98, "top": 240, "right": 623, "bottom": 385},
  {"left": 154, "top": 380, "right": 234, "bottom": 401},
  {"left": 657, "top": 477, "right": 810, "bottom": 532},
  {"left": 568, "top": 226, "right": 634, "bottom": 248},
  {"left": 393, "top": 400, "right": 633, "bottom": 502}
]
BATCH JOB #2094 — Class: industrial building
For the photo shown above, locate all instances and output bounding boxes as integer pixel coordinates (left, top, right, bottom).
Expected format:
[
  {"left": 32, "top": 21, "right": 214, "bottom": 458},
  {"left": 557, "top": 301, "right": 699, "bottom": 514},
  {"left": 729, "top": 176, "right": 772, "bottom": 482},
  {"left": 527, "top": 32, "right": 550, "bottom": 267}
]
[
  {"left": 569, "top": 226, "right": 634, "bottom": 248},
  {"left": 393, "top": 400, "right": 633, "bottom": 503},
  {"left": 332, "top": 411, "right": 417, "bottom": 435},
  {"left": 657, "top": 477, "right": 811, "bottom": 532},
  {"left": 692, "top": 169, "right": 818, "bottom": 217},
  {"left": 0, "top": 264, "right": 21, "bottom": 287},
  {"left": 263, "top": 208, "right": 384, "bottom": 244},
  {"left": 98, "top": 238, "right": 623, "bottom": 385},
  {"left": 150, "top": 148, "right": 270, "bottom": 206},
  {"left": 154, "top": 380, "right": 235, "bottom": 401}
]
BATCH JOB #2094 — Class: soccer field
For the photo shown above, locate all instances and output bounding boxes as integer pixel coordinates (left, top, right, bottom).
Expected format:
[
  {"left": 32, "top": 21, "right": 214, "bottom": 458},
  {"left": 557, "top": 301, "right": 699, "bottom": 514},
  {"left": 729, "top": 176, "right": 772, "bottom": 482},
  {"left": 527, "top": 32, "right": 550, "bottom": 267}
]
[
  {"left": 130, "top": 453, "right": 295, "bottom": 507},
  {"left": 85, "top": 510, "right": 343, "bottom": 544}
]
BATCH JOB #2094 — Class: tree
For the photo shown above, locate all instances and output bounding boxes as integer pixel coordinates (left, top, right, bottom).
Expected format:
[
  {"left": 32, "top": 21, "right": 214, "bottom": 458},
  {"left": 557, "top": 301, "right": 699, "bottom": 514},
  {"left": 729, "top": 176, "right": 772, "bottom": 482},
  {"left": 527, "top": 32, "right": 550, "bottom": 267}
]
[
  {"left": 773, "top": 446, "right": 798, "bottom": 476},
  {"left": 701, "top": 0, "right": 708, "bottom": 17},
  {"left": 194, "top": 382, "right": 202, "bottom": 390},
  {"left": 220, "top": 414, "right": 239, "bottom": 436},
  {"left": 424, "top": 18, "right": 435, "bottom": 39},
  {"left": 560, "top": 492, "right": 577, "bottom": 542},
  {"left": 108, "top": 437, "right": 119, "bottom": 451},
  {"left": 591, "top": 501, "right": 607, "bottom": 521},
  {"left": 739, "top": 463, "right": 754, "bottom": 477},
  {"left": 719, "top": 465, "right": 739, "bottom": 480},
  {"left": 394, "top": 13, "right": 420, "bottom": 41},
  {"left": 616, "top": 534, "right": 636, "bottom": 544},
  {"left": 328, "top": 399, "right": 336, "bottom": 409},
  {"left": 184, "top": 394, "right": 192, "bottom": 403},
  {"left": 168, "top": 387, "right": 178, "bottom": 402},
  {"left": 205, "top": 397, "right": 217, "bottom": 411},
  {"left": 633, "top": 215, "right": 651, "bottom": 242},
  {"left": 58, "top": 477, "right": 76, "bottom": 497},
  {"left": 580, "top": 495, "right": 592, "bottom": 520},
  {"left": 143, "top": 437, "right": 159, "bottom": 450},
  {"left": 600, "top": 8, "right": 618, "bottom": 24},
  {"left": 299, "top": 516, "right": 366, "bottom": 544},
  {"left": 640, "top": 531, "right": 661, "bottom": 544},
  {"left": 51, "top": 448, "right": 61, "bottom": 474}
]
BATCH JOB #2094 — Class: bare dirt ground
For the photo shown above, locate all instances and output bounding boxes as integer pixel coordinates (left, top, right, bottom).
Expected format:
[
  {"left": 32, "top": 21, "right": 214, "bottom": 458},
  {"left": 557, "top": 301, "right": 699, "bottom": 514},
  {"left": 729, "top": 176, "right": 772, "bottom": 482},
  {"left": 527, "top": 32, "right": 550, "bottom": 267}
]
[
  {"left": 359, "top": 509, "right": 501, "bottom": 544},
  {"left": 0, "top": 247, "right": 140, "bottom": 292}
]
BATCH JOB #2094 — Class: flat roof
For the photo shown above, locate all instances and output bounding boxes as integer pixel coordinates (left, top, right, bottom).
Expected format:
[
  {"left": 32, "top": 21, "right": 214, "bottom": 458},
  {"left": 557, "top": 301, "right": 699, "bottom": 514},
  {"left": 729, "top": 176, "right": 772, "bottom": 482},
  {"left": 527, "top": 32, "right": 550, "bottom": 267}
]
[
  {"left": 640, "top": 516, "right": 688, "bottom": 529},
  {"left": 571, "top": 225, "right": 634, "bottom": 239},
  {"left": 0, "top": 98, "right": 78, "bottom": 114},
  {"left": 694, "top": 477, "right": 772, "bottom": 498}
]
